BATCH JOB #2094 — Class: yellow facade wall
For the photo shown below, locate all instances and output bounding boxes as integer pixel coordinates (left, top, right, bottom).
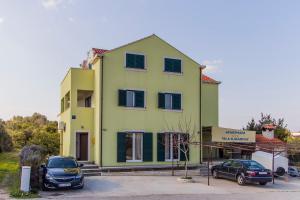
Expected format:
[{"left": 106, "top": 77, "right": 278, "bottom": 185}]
[
  {"left": 99, "top": 35, "right": 201, "bottom": 166},
  {"left": 60, "top": 68, "right": 95, "bottom": 160},
  {"left": 59, "top": 35, "right": 220, "bottom": 167},
  {"left": 202, "top": 83, "right": 219, "bottom": 127}
]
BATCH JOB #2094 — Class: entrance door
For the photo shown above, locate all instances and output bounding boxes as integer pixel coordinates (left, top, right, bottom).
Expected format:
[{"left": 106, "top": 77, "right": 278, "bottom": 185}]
[{"left": 77, "top": 132, "right": 88, "bottom": 161}]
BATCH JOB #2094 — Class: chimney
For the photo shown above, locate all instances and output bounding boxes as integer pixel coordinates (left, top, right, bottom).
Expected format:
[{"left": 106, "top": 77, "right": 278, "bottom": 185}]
[{"left": 262, "top": 124, "right": 276, "bottom": 139}]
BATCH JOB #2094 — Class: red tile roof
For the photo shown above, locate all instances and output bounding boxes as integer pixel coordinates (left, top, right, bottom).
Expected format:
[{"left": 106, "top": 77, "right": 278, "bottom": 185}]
[
  {"left": 255, "top": 134, "right": 286, "bottom": 152},
  {"left": 92, "top": 48, "right": 109, "bottom": 56},
  {"left": 256, "top": 134, "right": 285, "bottom": 145},
  {"left": 202, "top": 74, "right": 220, "bottom": 84},
  {"left": 262, "top": 124, "right": 276, "bottom": 129}
]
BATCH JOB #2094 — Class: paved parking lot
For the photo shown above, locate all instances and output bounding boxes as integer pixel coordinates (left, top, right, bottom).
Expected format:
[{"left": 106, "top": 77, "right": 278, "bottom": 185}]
[{"left": 38, "top": 173, "right": 300, "bottom": 200}]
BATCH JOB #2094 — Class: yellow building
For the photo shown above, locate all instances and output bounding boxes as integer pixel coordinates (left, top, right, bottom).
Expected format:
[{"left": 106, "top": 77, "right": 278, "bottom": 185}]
[{"left": 59, "top": 34, "right": 220, "bottom": 168}]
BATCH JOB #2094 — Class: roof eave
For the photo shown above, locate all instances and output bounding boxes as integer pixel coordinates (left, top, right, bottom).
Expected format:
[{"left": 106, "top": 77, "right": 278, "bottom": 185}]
[{"left": 203, "top": 81, "right": 221, "bottom": 85}]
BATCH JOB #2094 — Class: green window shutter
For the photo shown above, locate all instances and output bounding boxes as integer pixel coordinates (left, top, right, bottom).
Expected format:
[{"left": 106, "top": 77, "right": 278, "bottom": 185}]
[
  {"left": 172, "top": 94, "right": 181, "bottom": 110},
  {"left": 164, "top": 58, "right": 172, "bottom": 72},
  {"left": 117, "top": 132, "right": 127, "bottom": 162},
  {"left": 173, "top": 59, "right": 181, "bottom": 73},
  {"left": 157, "top": 133, "right": 165, "bottom": 161},
  {"left": 61, "top": 98, "right": 64, "bottom": 113},
  {"left": 143, "top": 132, "right": 153, "bottom": 162},
  {"left": 180, "top": 134, "right": 189, "bottom": 161},
  {"left": 158, "top": 93, "right": 165, "bottom": 109},
  {"left": 118, "top": 90, "right": 127, "bottom": 106},
  {"left": 126, "top": 53, "right": 135, "bottom": 68},
  {"left": 135, "top": 55, "right": 145, "bottom": 69},
  {"left": 135, "top": 91, "right": 144, "bottom": 108}
]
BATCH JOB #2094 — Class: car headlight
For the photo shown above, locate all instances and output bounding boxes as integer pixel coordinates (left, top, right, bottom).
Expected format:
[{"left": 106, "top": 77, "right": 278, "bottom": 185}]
[
  {"left": 45, "top": 173, "right": 54, "bottom": 180},
  {"left": 75, "top": 173, "right": 83, "bottom": 179}
]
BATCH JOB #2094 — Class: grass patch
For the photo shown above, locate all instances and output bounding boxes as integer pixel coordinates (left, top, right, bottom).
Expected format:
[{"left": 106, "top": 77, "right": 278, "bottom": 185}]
[
  {"left": 0, "top": 151, "right": 39, "bottom": 198},
  {"left": 0, "top": 151, "right": 19, "bottom": 171}
]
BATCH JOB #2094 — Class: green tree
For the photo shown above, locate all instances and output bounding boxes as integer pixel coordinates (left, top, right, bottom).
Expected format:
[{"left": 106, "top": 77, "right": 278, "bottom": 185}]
[
  {"left": 274, "top": 128, "right": 290, "bottom": 142},
  {"left": 5, "top": 113, "right": 59, "bottom": 155},
  {"left": 244, "top": 113, "right": 290, "bottom": 141},
  {"left": 245, "top": 118, "right": 257, "bottom": 131},
  {"left": 30, "top": 130, "right": 60, "bottom": 155},
  {"left": 0, "top": 119, "right": 13, "bottom": 152}
]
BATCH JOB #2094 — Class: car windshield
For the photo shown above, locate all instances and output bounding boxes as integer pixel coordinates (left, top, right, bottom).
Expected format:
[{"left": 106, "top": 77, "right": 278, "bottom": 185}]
[
  {"left": 47, "top": 158, "right": 78, "bottom": 168},
  {"left": 242, "top": 160, "right": 265, "bottom": 170}
]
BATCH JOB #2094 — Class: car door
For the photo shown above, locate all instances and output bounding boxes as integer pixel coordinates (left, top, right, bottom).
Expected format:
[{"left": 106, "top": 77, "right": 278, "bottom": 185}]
[
  {"left": 228, "top": 160, "right": 242, "bottom": 180},
  {"left": 218, "top": 160, "right": 232, "bottom": 178}
]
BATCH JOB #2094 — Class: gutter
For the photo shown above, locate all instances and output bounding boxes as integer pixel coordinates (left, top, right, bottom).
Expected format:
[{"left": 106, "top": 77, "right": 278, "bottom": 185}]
[
  {"left": 199, "top": 65, "right": 205, "bottom": 164},
  {"left": 100, "top": 55, "right": 104, "bottom": 167}
]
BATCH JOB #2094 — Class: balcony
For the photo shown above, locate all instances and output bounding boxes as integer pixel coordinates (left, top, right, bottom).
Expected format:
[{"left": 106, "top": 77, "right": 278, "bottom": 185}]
[{"left": 77, "top": 90, "right": 93, "bottom": 108}]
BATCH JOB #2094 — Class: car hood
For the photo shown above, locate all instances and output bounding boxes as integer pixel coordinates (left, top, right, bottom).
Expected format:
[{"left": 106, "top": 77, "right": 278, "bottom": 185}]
[{"left": 47, "top": 168, "right": 80, "bottom": 176}]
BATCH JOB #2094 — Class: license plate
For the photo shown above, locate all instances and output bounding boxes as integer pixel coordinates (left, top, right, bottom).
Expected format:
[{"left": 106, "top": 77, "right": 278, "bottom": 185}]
[
  {"left": 259, "top": 172, "right": 267, "bottom": 175},
  {"left": 59, "top": 183, "right": 71, "bottom": 187}
]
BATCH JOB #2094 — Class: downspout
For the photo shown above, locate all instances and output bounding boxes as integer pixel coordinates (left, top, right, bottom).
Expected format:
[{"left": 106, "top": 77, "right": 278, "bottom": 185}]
[
  {"left": 199, "top": 67, "right": 203, "bottom": 164},
  {"left": 100, "top": 55, "right": 104, "bottom": 167}
]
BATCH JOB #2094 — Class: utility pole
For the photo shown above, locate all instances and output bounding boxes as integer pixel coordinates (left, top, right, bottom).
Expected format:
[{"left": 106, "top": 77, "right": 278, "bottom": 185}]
[{"left": 272, "top": 148, "right": 275, "bottom": 184}]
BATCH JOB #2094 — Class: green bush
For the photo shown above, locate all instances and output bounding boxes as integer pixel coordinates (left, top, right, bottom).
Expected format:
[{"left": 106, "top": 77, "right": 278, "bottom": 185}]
[
  {"left": 20, "top": 145, "right": 46, "bottom": 190},
  {"left": 30, "top": 130, "right": 60, "bottom": 155}
]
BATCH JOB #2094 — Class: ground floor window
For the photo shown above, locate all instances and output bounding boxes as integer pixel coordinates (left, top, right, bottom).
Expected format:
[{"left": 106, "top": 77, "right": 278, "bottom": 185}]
[
  {"left": 164, "top": 133, "right": 180, "bottom": 161},
  {"left": 126, "top": 133, "right": 143, "bottom": 162}
]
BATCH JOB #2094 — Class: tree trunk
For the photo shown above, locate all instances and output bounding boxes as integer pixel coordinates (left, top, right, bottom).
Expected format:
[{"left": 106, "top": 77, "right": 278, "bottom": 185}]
[{"left": 184, "top": 152, "right": 188, "bottom": 178}]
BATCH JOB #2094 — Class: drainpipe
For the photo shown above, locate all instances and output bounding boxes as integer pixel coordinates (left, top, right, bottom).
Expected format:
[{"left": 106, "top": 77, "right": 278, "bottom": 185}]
[
  {"left": 199, "top": 67, "right": 203, "bottom": 164},
  {"left": 100, "top": 55, "right": 104, "bottom": 167}
]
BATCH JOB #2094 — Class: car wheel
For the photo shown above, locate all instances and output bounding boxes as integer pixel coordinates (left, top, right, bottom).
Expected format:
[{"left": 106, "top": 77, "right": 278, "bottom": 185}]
[
  {"left": 237, "top": 175, "right": 245, "bottom": 185},
  {"left": 276, "top": 167, "right": 285, "bottom": 177},
  {"left": 77, "top": 184, "right": 84, "bottom": 189},
  {"left": 76, "top": 182, "right": 84, "bottom": 189},
  {"left": 212, "top": 170, "right": 218, "bottom": 179},
  {"left": 41, "top": 183, "right": 49, "bottom": 191},
  {"left": 259, "top": 182, "right": 267, "bottom": 185}
]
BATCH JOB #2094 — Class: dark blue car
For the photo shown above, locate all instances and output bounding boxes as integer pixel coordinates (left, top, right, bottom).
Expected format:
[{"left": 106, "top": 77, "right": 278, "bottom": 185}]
[
  {"left": 211, "top": 159, "right": 272, "bottom": 185},
  {"left": 40, "top": 156, "right": 84, "bottom": 190}
]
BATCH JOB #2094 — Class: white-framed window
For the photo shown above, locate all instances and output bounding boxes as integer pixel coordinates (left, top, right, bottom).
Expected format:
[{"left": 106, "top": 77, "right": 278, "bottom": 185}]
[
  {"left": 158, "top": 92, "right": 182, "bottom": 110},
  {"left": 165, "top": 133, "right": 180, "bottom": 161},
  {"left": 126, "top": 133, "right": 143, "bottom": 162},
  {"left": 126, "top": 90, "right": 135, "bottom": 107},
  {"left": 118, "top": 89, "right": 145, "bottom": 108},
  {"left": 164, "top": 93, "right": 172, "bottom": 110}
]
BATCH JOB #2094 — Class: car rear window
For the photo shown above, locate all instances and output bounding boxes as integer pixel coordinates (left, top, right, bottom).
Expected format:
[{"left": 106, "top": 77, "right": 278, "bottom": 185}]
[
  {"left": 47, "top": 158, "right": 78, "bottom": 168},
  {"left": 242, "top": 160, "right": 265, "bottom": 170}
]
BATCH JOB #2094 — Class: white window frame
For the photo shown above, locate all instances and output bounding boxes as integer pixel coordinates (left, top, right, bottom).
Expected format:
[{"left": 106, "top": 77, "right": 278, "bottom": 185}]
[
  {"left": 164, "top": 93, "right": 173, "bottom": 110},
  {"left": 124, "top": 52, "right": 147, "bottom": 71},
  {"left": 126, "top": 90, "right": 135, "bottom": 107},
  {"left": 126, "top": 132, "right": 143, "bottom": 162},
  {"left": 122, "top": 89, "right": 146, "bottom": 109},
  {"left": 163, "top": 57, "right": 183, "bottom": 74},
  {"left": 160, "top": 91, "right": 183, "bottom": 112},
  {"left": 165, "top": 133, "right": 180, "bottom": 162}
]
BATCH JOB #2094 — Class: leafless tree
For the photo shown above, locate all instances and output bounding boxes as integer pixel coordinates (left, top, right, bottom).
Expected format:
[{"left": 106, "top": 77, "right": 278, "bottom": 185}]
[{"left": 164, "top": 117, "right": 199, "bottom": 178}]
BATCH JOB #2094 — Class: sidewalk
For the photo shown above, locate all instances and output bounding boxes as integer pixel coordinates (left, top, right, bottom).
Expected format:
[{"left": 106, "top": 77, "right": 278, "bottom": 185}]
[{"left": 0, "top": 189, "right": 10, "bottom": 200}]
